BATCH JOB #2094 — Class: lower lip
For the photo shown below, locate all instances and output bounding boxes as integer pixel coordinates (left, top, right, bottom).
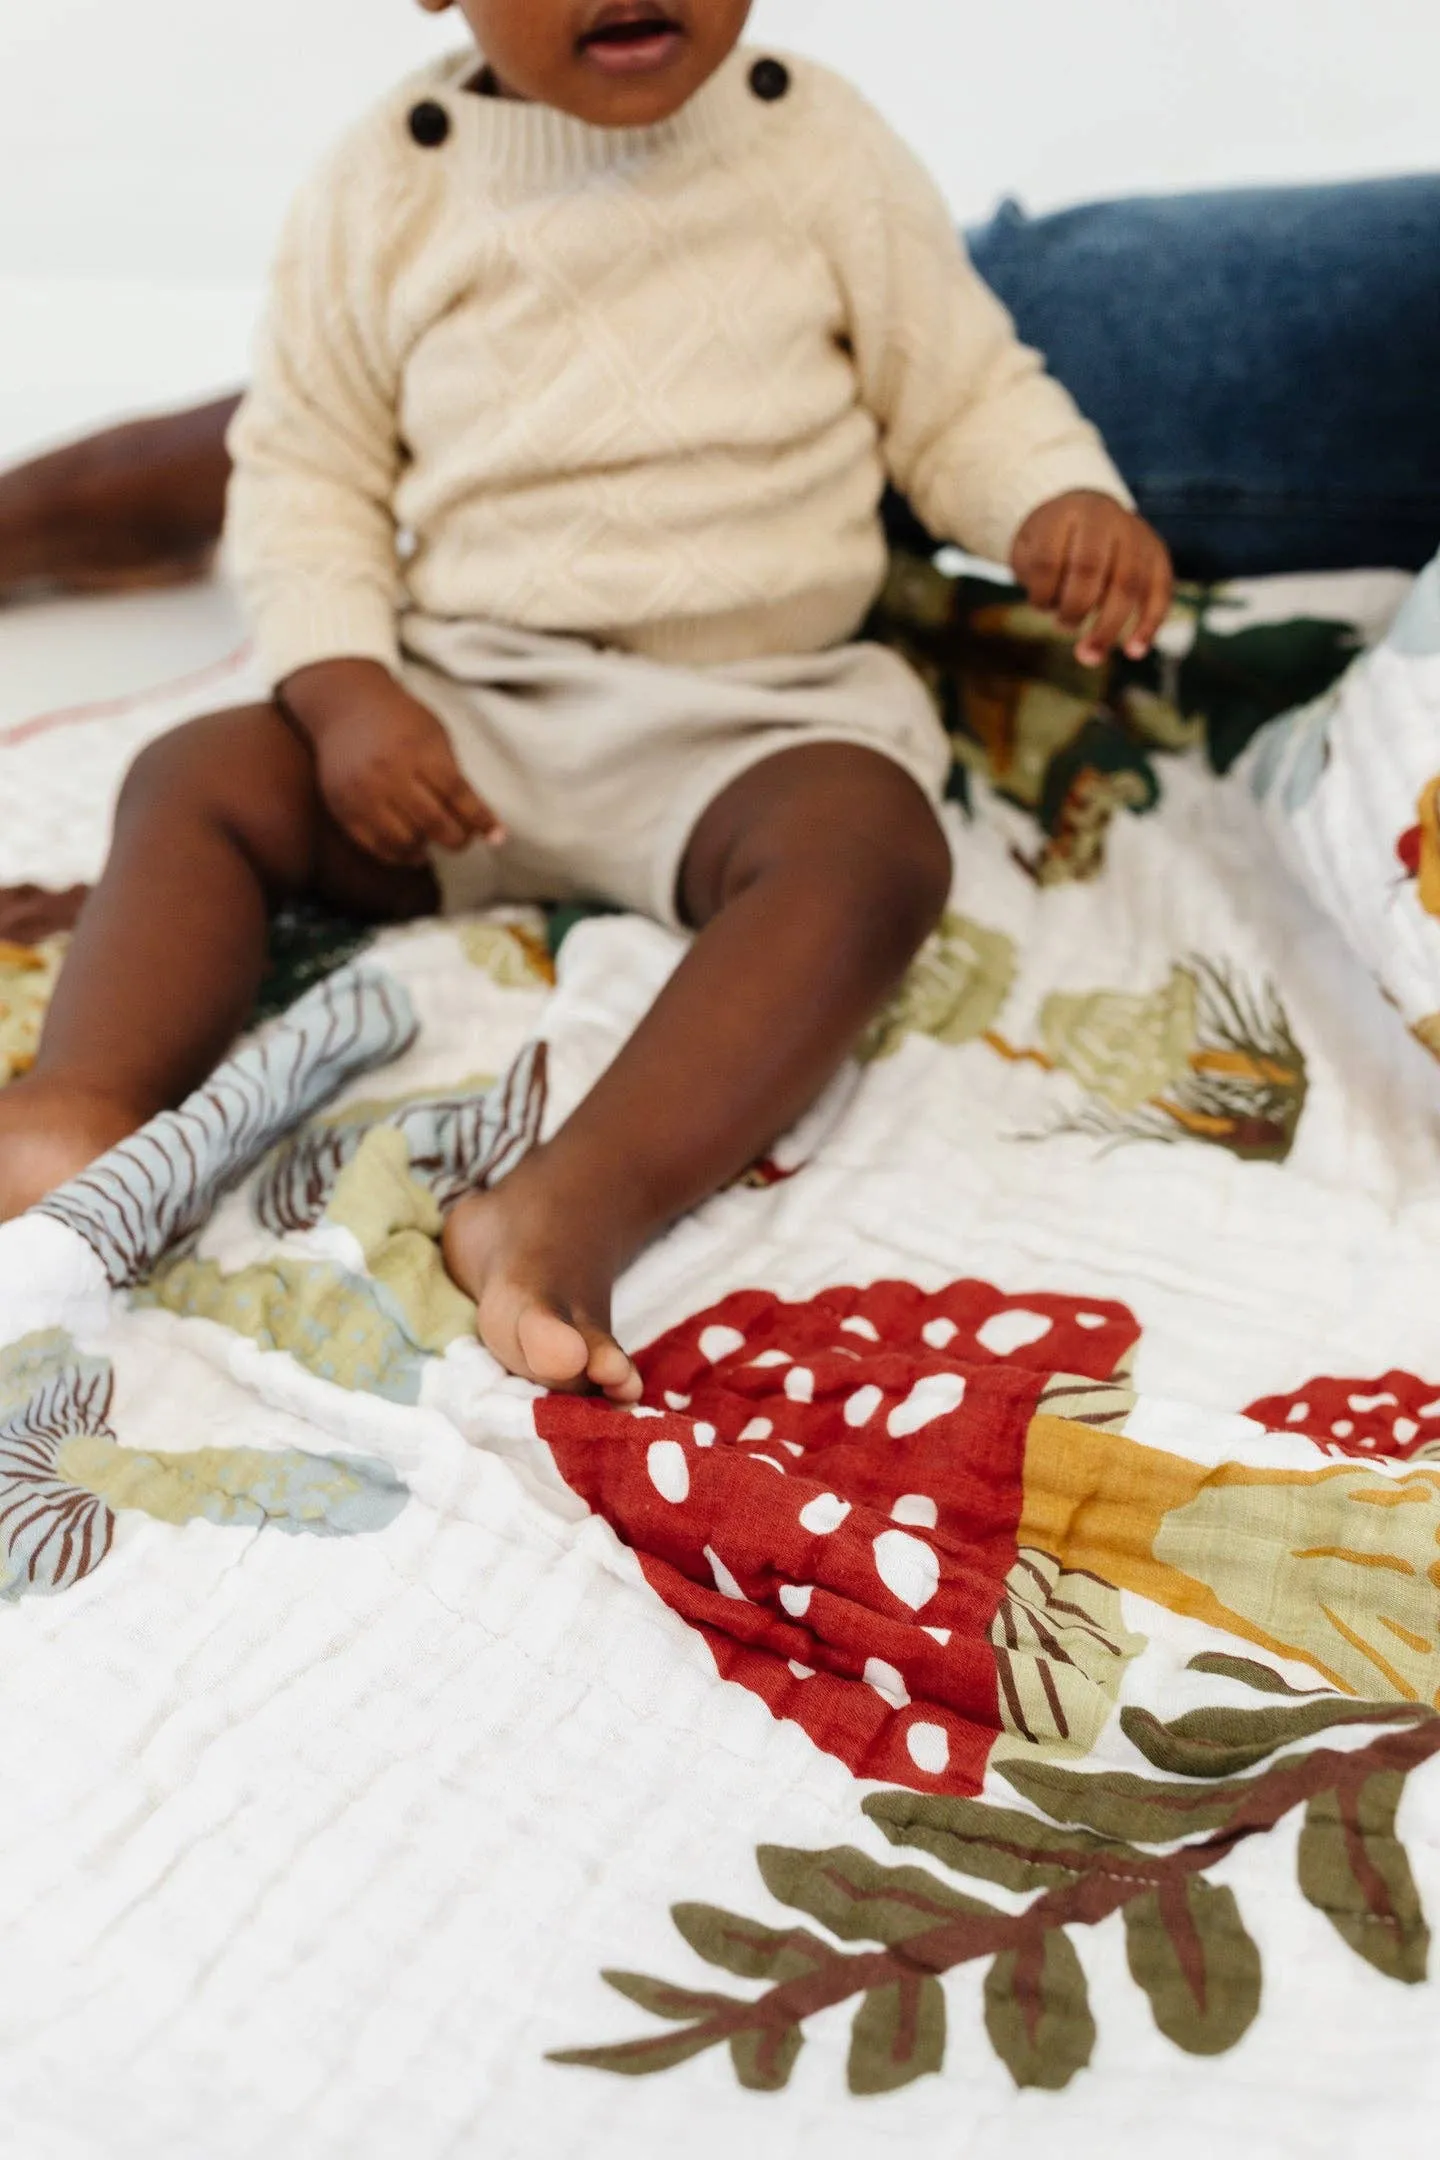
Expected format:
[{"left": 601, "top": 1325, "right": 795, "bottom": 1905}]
[{"left": 578, "top": 28, "right": 686, "bottom": 76}]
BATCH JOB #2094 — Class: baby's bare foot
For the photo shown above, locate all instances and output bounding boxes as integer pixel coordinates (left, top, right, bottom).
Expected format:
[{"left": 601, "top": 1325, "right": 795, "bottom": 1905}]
[
  {"left": 0, "top": 1078, "right": 147, "bottom": 1219},
  {"left": 441, "top": 1170, "right": 642, "bottom": 1403}
]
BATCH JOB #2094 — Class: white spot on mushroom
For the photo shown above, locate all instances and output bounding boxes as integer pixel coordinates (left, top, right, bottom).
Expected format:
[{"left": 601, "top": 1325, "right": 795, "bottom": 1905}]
[
  {"left": 629, "top": 1405, "right": 664, "bottom": 1419},
  {"left": 780, "top": 1440, "right": 806, "bottom": 1458},
  {"left": 750, "top": 1349, "right": 792, "bottom": 1369},
  {"left": 845, "top": 1385, "right": 884, "bottom": 1429},
  {"left": 785, "top": 1366, "right": 815, "bottom": 1403},
  {"left": 664, "top": 1391, "right": 691, "bottom": 1411},
  {"left": 704, "top": 1546, "right": 748, "bottom": 1601},
  {"left": 700, "top": 1326, "right": 745, "bottom": 1365},
  {"left": 887, "top": 1372, "right": 967, "bottom": 1437},
  {"left": 976, "top": 1309, "right": 1053, "bottom": 1357},
  {"left": 922, "top": 1318, "right": 959, "bottom": 1351},
  {"left": 906, "top": 1722, "right": 950, "bottom": 1774},
  {"left": 873, "top": 1529, "right": 941, "bottom": 1610},
  {"left": 841, "top": 1316, "right": 880, "bottom": 1342},
  {"left": 788, "top": 1661, "right": 815, "bottom": 1681},
  {"left": 1421, "top": 1400, "right": 1440, "bottom": 1420},
  {"left": 779, "top": 1584, "right": 813, "bottom": 1618},
  {"left": 1286, "top": 1403, "right": 1311, "bottom": 1424},
  {"left": 739, "top": 1418, "right": 773, "bottom": 1442},
  {"left": 692, "top": 1422, "right": 717, "bottom": 1448},
  {"left": 1076, "top": 1313, "right": 1108, "bottom": 1331},
  {"left": 1350, "top": 1392, "right": 1398, "bottom": 1413},
  {"left": 1332, "top": 1420, "right": 1354, "bottom": 1440},
  {"left": 799, "top": 1493, "right": 852, "bottom": 1536},
  {"left": 892, "top": 1494, "right": 939, "bottom": 1529},
  {"left": 922, "top": 1627, "right": 952, "bottom": 1645},
  {"left": 646, "top": 1440, "right": 689, "bottom": 1504},
  {"left": 1395, "top": 1417, "right": 1420, "bottom": 1444},
  {"left": 864, "top": 1658, "right": 911, "bottom": 1709},
  {"left": 753, "top": 1454, "right": 787, "bottom": 1474}
]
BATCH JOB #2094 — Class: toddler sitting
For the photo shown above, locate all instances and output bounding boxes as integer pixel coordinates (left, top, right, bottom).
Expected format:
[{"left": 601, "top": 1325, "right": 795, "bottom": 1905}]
[{"left": 0, "top": 0, "right": 1171, "bottom": 1400}]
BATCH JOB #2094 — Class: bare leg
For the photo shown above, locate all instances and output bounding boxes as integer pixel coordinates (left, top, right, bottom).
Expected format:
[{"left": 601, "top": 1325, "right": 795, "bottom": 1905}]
[
  {"left": 0, "top": 704, "right": 432, "bottom": 1215},
  {"left": 0, "top": 397, "right": 238, "bottom": 599},
  {"left": 442, "top": 743, "right": 951, "bottom": 1401}
]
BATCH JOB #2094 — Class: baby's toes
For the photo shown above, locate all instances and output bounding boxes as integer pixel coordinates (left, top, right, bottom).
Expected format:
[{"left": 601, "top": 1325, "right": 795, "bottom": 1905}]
[
  {"left": 584, "top": 1331, "right": 643, "bottom": 1405},
  {"left": 512, "top": 1302, "right": 591, "bottom": 1390}
]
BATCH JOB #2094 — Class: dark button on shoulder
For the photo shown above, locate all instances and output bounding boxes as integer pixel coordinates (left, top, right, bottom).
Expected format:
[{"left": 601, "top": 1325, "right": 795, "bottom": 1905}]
[
  {"left": 748, "top": 57, "right": 791, "bottom": 103},
  {"left": 408, "top": 99, "right": 451, "bottom": 149}
]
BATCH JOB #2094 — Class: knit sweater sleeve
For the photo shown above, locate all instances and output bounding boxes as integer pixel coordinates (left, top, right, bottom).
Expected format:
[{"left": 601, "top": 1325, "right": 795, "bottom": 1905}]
[
  {"left": 816, "top": 87, "right": 1133, "bottom": 566},
  {"left": 224, "top": 116, "right": 412, "bottom": 687}
]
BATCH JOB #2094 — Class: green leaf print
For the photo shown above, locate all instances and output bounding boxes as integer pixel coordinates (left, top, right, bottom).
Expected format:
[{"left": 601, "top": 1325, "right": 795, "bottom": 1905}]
[
  {"left": 1297, "top": 1771, "right": 1431, "bottom": 1984},
  {"left": 1120, "top": 1700, "right": 1424, "bottom": 1782},
  {"left": 549, "top": 2028, "right": 725, "bottom": 2079},
  {"left": 1186, "top": 1653, "right": 1331, "bottom": 1699},
  {"left": 670, "top": 1904, "right": 828, "bottom": 1984},
  {"left": 556, "top": 1713, "right": 1440, "bottom": 2104},
  {"left": 998, "top": 1758, "right": 1263, "bottom": 1842},
  {"left": 863, "top": 1791, "right": 1145, "bottom": 1894},
  {"left": 848, "top": 1975, "right": 946, "bottom": 2096},
  {"left": 600, "top": 1971, "right": 740, "bottom": 2022},
  {"left": 730, "top": 2025, "right": 805, "bottom": 2093},
  {"left": 757, "top": 1844, "right": 995, "bottom": 1948},
  {"left": 1184, "top": 614, "right": 1361, "bottom": 776},
  {"left": 983, "top": 1929, "right": 1096, "bottom": 2091},
  {"left": 1123, "top": 1881, "right": 1263, "bottom": 2055}
]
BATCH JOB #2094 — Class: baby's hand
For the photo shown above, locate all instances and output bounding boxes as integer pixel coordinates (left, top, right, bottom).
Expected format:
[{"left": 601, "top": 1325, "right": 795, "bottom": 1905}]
[
  {"left": 279, "top": 658, "right": 504, "bottom": 867},
  {"left": 1010, "top": 491, "right": 1174, "bottom": 666}
]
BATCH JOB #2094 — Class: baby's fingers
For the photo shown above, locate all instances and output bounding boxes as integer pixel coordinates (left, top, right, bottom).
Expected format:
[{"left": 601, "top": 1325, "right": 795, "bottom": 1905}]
[
  {"left": 409, "top": 777, "right": 477, "bottom": 854},
  {"left": 442, "top": 771, "right": 506, "bottom": 844},
  {"left": 347, "top": 801, "right": 428, "bottom": 867},
  {"left": 1125, "top": 550, "right": 1176, "bottom": 659},
  {"left": 1055, "top": 524, "right": 1119, "bottom": 636},
  {"left": 1013, "top": 516, "right": 1071, "bottom": 613},
  {"left": 416, "top": 744, "right": 505, "bottom": 845},
  {"left": 1075, "top": 561, "right": 1147, "bottom": 667}
]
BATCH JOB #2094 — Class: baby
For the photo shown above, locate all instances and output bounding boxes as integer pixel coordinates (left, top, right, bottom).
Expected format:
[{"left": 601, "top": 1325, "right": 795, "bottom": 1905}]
[{"left": 0, "top": 0, "right": 1171, "bottom": 1401}]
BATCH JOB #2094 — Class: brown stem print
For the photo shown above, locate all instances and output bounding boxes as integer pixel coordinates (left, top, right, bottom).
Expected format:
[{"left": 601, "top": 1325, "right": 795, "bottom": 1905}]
[{"left": 552, "top": 1693, "right": 1440, "bottom": 2099}]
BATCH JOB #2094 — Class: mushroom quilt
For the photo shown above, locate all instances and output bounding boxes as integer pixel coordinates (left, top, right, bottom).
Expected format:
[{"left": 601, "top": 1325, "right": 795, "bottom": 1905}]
[{"left": 2, "top": 575, "right": 1440, "bottom": 2159}]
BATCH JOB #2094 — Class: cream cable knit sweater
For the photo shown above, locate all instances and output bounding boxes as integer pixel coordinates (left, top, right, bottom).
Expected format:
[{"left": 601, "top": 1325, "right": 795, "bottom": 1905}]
[{"left": 226, "top": 45, "right": 1131, "bottom": 684}]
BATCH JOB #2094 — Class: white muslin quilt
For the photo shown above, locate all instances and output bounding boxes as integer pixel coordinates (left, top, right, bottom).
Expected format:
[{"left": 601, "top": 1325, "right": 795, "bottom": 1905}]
[{"left": 2, "top": 568, "right": 1440, "bottom": 2159}]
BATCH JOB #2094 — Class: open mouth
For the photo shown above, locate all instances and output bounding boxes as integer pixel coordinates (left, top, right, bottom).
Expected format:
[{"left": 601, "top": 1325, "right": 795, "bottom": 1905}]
[{"left": 577, "top": 4, "right": 687, "bottom": 74}]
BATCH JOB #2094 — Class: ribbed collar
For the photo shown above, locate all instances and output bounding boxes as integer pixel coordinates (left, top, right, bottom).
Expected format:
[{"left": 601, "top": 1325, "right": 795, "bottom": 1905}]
[{"left": 426, "top": 42, "right": 767, "bottom": 200}]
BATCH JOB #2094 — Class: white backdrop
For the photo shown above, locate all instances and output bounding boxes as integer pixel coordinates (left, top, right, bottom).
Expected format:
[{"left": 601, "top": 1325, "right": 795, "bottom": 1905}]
[{"left": 0, "top": 0, "right": 1435, "bottom": 454}]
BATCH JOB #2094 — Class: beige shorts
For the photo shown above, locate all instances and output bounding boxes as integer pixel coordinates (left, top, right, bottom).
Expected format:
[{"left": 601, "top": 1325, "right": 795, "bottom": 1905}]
[{"left": 400, "top": 615, "right": 952, "bottom": 929}]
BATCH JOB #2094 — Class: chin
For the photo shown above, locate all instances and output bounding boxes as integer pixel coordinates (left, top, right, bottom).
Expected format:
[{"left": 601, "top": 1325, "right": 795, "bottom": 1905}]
[{"left": 564, "top": 74, "right": 699, "bottom": 126}]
